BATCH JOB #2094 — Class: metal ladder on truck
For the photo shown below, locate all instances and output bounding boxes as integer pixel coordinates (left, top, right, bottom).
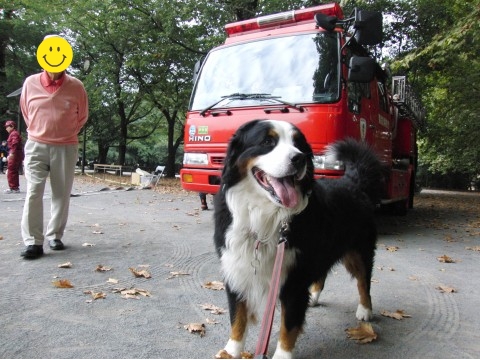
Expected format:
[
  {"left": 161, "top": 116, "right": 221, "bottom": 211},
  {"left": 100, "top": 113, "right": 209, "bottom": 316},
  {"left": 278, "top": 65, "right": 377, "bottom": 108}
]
[{"left": 392, "top": 76, "right": 426, "bottom": 129}]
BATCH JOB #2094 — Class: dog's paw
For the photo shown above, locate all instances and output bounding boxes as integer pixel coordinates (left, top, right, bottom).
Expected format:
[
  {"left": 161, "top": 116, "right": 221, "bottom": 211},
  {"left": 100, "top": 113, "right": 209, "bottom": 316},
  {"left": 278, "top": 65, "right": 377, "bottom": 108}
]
[
  {"left": 308, "top": 290, "right": 321, "bottom": 307},
  {"left": 272, "top": 343, "right": 293, "bottom": 359},
  {"left": 356, "top": 303, "right": 373, "bottom": 321}
]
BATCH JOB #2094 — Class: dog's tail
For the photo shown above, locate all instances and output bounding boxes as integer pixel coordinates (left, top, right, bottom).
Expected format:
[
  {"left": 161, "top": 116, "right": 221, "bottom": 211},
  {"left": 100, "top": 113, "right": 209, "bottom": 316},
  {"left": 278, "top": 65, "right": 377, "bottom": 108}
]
[{"left": 326, "top": 138, "right": 385, "bottom": 204}]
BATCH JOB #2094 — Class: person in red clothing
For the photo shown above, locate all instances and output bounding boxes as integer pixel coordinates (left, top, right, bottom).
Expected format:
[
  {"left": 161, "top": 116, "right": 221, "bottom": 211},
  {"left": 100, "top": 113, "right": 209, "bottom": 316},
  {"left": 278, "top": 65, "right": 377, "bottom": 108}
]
[{"left": 4, "top": 120, "right": 23, "bottom": 193}]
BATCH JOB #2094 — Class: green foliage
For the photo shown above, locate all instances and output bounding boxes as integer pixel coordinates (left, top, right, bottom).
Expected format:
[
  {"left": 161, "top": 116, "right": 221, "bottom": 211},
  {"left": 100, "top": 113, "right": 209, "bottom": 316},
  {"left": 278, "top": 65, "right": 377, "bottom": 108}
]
[
  {"left": 392, "top": 0, "right": 480, "bottom": 185},
  {"left": 1, "top": 0, "right": 479, "bottom": 187}
]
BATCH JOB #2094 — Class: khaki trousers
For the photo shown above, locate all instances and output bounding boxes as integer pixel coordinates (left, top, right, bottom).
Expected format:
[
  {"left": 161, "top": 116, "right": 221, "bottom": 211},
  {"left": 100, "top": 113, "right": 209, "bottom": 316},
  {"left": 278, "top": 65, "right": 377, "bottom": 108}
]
[{"left": 21, "top": 139, "right": 78, "bottom": 246}]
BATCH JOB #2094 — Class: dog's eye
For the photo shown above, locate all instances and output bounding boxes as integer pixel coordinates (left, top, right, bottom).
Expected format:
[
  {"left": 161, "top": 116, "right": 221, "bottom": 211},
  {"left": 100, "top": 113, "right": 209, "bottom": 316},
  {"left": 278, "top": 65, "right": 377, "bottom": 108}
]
[{"left": 261, "top": 136, "right": 276, "bottom": 147}]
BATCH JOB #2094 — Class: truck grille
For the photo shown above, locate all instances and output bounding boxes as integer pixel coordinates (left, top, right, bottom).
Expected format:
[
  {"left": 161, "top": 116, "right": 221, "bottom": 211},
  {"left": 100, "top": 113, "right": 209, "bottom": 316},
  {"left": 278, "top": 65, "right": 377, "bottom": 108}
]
[{"left": 211, "top": 156, "right": 225, "bottom": 165}]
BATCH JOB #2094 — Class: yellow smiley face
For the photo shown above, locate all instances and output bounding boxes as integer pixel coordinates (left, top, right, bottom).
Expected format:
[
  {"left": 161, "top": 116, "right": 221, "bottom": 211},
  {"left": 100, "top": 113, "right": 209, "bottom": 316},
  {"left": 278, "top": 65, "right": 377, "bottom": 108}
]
[{"left": 36, "top": 36, "right": 73, "bottom": 72}]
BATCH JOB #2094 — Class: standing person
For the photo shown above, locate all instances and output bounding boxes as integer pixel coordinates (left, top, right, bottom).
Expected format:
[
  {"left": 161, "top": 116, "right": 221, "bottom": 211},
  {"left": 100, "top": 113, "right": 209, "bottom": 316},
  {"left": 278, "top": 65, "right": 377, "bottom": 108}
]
[
  {"left": 3, "top": 120, "right": 23, "bottom": 193},
  {"left": 199, "top": 192, "right": 209, "bottom": 210},
  {"left": 19, "top": 34, "right": 88, "bottom": 259},
  {"left": 0, "top": 140, "right": 8, "bottom": 174}
]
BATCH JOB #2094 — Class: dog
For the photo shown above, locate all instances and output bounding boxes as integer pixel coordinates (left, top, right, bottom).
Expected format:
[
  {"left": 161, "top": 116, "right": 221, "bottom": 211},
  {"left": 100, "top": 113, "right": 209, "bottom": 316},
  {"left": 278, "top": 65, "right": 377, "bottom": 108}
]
[{"left": 213, "top": 119, "right": 384, "bottom": 358}]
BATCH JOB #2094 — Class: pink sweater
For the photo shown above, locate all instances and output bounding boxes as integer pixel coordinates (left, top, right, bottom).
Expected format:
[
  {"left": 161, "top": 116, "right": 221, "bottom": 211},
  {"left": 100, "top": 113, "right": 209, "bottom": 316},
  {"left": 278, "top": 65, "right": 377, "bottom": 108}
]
[{"left": 20, "top": 73, "right": 88, "bottom": 145}]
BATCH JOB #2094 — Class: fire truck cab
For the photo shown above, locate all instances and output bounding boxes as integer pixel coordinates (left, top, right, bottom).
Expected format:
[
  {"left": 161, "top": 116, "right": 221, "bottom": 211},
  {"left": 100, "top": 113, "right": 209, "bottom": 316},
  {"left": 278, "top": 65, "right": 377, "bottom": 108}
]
[{"left": 181, "top": 3, "right": 425, "bottom": 214}]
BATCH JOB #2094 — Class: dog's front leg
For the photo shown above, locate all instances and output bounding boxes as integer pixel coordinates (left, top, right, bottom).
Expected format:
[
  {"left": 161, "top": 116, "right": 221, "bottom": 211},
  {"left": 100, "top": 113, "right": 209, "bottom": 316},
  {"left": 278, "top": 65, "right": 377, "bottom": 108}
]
[
  {"left": 272, "top": 304, "right": 303, "bottom": 359},
  {"left": 215, "top": 296, "right": 248, "bottom": 359}
]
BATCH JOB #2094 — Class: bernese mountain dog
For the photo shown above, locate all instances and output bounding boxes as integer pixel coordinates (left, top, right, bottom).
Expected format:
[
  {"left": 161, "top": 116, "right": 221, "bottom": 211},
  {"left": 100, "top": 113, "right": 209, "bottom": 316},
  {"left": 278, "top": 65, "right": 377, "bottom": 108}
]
[{"left": 213, "top": 119, "right": 385, "bottom": 358}]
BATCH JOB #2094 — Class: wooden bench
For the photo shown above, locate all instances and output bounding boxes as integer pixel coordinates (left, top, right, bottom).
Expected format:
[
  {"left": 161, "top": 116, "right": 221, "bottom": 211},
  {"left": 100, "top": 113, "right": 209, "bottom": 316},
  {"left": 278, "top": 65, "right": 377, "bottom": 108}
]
[{"left": 93, "top": 164, "right": 123, "bottom": 181}]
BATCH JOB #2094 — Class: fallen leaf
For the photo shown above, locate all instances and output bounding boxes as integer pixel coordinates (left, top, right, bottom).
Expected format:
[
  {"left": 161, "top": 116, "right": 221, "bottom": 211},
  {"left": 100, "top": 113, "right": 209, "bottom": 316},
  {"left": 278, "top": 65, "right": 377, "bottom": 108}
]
[
  {"left": 92, "top": 230, "right": 104, "bottom": 234},
  {"left": 466, "top": 246, "right": 480, "bottom": 251},
  {"left": 202, "top": 281, "right": 225, "bottom": 290},
  {"left": 437, "top": 255, "right": 455, "bottom": 263},
  {"left": 0, "top": 235, "right": 4, "bottom": 240},
  {"left": 345, "top": 322, "right": 377, "bottom": 344},
  {"left": 84, "top": 290, "right": 107, "bottom": 300},
  {"left": 215, "top": 350, "right": 233, "bottom": 359},
  {"left": 241, "top": 352, "right": 253, "bottom": 359},
  {"left": 200, "top": 303, "right": 226, "bottom": 315},
  {"left": 113, "top": 287, "right": 151, "bottom": 299},
  {"left": 386, "top": 246, "right": 399, "bottom": 252},
  {"left": 82, "top": 242, "right": 95, "bottom": 247},
  {"left": 107, "top": 278, "right": 119, "bottom": 284},
  {"left": 58, "top": 262, "right": 72, "bottom": 268},
  {"left": 129, "top": 267, "right": 151, "bottom": 279},
  {"left": 184, "top": 323, "right": 206, "bottom": 337},
  {"left": 95, "top": 264, "right": 113, "bottom": 272},
  {"left": 206, "top": 318, "right": 220, "bottom": 324},
  {"left": 408, "top": 275, "right": 419, "bottom": 281},
  {"left": 166, "top": 271, "right": 190, "bottom": 280},
  {"left": 436, "top": 285, "right": 456, "bottom": 293},
  {"left": 381, "top": 309, "right": 411, "bottom": 320},
  {"left": 52, "top": 279, "right": 74, "bottom": 288}
]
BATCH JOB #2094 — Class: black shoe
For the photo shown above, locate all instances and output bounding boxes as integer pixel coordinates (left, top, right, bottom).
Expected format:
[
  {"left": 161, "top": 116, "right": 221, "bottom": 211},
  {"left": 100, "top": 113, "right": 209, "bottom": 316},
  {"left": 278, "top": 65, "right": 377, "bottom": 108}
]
[
  {"left": 21, "top": 245, "right": 44, "bottom": 259},
  {"left": 49, "top": 239, "right": 65, "bottom": 250}
]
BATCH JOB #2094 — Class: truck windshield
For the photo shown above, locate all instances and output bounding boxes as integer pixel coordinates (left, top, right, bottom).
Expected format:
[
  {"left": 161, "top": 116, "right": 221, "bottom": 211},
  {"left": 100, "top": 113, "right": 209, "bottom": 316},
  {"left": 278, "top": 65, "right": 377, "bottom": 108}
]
[{"left": 190, "top": 32, "right": 340, "bottom": 111}]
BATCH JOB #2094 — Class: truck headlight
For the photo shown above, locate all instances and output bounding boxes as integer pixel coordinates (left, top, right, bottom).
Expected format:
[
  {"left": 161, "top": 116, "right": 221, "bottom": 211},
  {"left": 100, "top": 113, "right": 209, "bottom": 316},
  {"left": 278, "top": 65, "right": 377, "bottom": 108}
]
[
  {"left": 183, "top": 153, "right": 208, "bottom": 165},
  {"left": 313, "top": 155, "right": 344, "bottom": 171}
]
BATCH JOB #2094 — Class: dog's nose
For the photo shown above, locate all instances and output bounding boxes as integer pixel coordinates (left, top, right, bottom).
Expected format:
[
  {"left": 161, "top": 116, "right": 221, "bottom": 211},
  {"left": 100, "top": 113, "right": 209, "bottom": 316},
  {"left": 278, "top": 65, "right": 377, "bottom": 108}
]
[{"left": 290, "top": 152, "right": 306, "bottom": 172}]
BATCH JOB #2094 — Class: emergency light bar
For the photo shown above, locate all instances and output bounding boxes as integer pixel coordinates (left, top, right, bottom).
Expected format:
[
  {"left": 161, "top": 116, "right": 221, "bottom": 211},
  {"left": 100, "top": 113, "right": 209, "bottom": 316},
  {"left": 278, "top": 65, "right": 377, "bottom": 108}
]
[{"left": 225, "top": 3, "right": 344, "bottom": 36}]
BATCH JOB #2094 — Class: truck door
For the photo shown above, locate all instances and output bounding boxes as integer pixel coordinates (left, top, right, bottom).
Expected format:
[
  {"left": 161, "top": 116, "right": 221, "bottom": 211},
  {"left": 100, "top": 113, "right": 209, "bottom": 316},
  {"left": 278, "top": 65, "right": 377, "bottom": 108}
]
[
  {"left": 347, "top": 81, "right": 375, "bottom": 145},
  {"left": 370, "top": 78, "right": 393, "bottom": 165}
]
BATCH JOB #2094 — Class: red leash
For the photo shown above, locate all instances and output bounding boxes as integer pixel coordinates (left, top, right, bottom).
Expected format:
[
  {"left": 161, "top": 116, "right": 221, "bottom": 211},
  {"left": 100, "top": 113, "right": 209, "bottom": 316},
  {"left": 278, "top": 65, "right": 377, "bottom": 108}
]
[{"left": 254, "top": 223, "right": 289, "bottom": 359}]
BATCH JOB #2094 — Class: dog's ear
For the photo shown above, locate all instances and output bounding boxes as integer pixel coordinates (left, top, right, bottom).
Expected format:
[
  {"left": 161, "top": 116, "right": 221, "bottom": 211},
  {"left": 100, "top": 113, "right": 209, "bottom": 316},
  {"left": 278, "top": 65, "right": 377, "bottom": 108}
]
[
  {"left": 292, "top": 125, "right": 315, "bottom": 192},
  {"left": 221, "top": 120, "right": 262, "bottom": 188}
]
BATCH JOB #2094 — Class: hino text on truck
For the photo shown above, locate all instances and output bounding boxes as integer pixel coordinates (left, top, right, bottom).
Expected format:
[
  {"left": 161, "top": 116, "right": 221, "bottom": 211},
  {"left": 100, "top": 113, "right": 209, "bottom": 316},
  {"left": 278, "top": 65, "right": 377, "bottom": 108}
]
[{"left": 180, "top": 3, "right": 425, "bottom": 214}]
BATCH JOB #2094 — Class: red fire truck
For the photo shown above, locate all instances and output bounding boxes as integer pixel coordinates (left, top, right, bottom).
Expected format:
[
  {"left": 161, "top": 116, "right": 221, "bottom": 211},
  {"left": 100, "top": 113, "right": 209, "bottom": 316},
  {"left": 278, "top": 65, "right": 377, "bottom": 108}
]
[{"left": 180, "top": 3, "right": 425, "bottom": 213}]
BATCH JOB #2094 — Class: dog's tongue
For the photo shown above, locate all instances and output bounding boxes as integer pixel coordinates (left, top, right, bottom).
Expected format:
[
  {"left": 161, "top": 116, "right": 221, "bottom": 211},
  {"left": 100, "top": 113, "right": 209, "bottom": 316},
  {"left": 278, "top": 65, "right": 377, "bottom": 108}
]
[{"left": 269, "top": 176, "right": 298, "bottom": 208}]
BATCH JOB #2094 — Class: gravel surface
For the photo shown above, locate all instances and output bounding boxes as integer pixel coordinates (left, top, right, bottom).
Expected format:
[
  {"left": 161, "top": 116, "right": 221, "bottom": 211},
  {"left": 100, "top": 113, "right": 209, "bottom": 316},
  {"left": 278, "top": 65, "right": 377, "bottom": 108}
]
[{"left": 1, "top": 174, "right": 479, "bottom": 358}]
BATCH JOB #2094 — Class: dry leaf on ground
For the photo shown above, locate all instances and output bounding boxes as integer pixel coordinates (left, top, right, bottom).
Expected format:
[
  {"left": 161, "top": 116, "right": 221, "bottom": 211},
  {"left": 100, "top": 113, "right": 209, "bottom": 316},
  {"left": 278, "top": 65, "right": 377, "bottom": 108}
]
[
  {"left": 202, "top": 281, "right": 225, "bottom": 290},
  {"left": 200, "top": 303, "right": 226, "bottom": 315},
  {"left": 107, "top": 278, "right": 119, "bottom": 284},
  {"left": 52, "top": 279, "right": 74, "bottom": 288},
  {"left": 206, "top": 318, "right": 220, "bottom": 325},
  {"left": 386, "top": 246, "right": 399, "bottom": 252},
  {"left": 83, "top": 290, "right": 107, "bottom": 300},
  {"left": 381, "top": 309, "right": 412, "bottom": 320},
  {"left": 129, "top": 267, "right": 151, "bottom": 278},
  {"left": 436, "top": 285, "right": 456, "bottom": 293},
  {"left": 184, "top": 323, "right": 206, "bottom": 337},
  {"left": 240, "top": 352, "right": 253, "bottom": 359},
  {"left": 215, "top": 350, "right": 252, "bottom": 359},
  {"left": 215, "top": 350, "right": 233, "bottom": 359},
  {"left": 113, "top": 287, "right": 151, "bottom": 299},
  {"left": 95, "top": 264, "right": 113, "bottom": 272},
  {"left": 166, "top": 271, "right": 190, "bottom": 280},
  {"left": 345, "top": 322, "right": 377, "bottom": 344},
  {"left": 82, "top": 242, "right": 95, "bottom": 247},
  {"left": 437, "top": 255, "right": 455, "bottom": 263},
  {"left": 466, "top": 246, "right": 480, "bottom": 251},
  {"left": 58, "top": 262, "right": 72, "bottom": 268}
]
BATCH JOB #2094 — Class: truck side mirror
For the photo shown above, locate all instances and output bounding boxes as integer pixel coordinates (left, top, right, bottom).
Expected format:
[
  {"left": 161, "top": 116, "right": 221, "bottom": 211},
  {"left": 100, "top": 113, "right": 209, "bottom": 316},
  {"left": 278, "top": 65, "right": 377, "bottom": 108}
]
[
  {"left": 348, "top": 56, "right": 375, "bottom": 83},
  {"left": 354, "top": 10, "right": 383, "bottom": 45}
]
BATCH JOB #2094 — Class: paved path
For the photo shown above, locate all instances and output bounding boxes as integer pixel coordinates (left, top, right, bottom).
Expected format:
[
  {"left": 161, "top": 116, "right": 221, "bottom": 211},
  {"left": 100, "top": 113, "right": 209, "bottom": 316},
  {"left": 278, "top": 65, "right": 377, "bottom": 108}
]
[{"left": 1, "top": 174, "right": 479, "bottom": 358}]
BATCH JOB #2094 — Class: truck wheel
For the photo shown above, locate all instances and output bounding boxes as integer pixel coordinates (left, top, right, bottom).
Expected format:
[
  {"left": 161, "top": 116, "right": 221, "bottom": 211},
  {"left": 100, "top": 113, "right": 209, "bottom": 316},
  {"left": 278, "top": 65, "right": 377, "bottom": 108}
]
[
  {"left": 408, "top": 175, "right": 415, "bottom": 209},
  {"left": 387, "top": 199, "right": 407, "bottom": 216}
]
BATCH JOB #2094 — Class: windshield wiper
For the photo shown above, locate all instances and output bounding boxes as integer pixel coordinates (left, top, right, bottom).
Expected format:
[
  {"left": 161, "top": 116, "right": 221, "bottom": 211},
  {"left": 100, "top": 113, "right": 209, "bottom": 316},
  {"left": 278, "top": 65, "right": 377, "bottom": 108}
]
[{"left": 199, "top": 93, "right": 303, "bottom": 117}]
